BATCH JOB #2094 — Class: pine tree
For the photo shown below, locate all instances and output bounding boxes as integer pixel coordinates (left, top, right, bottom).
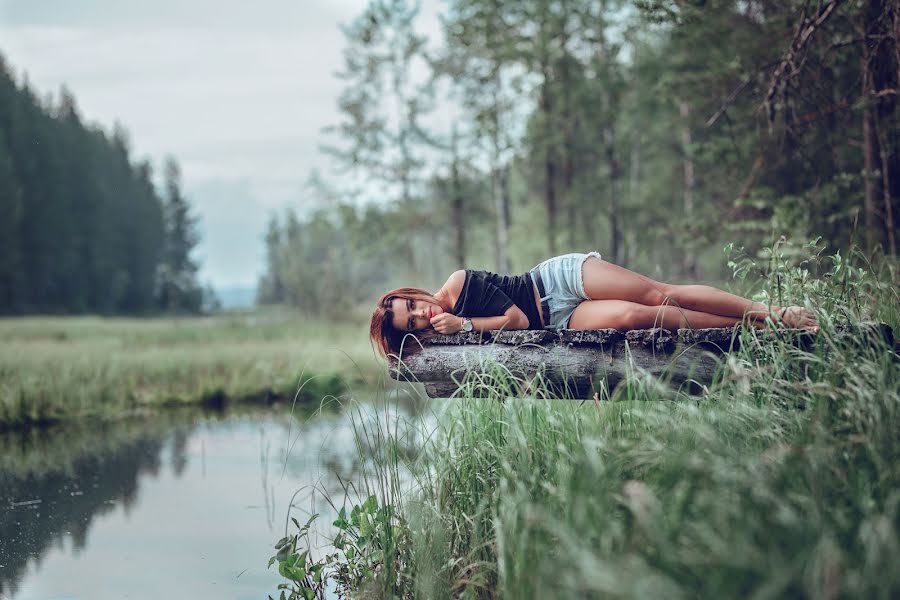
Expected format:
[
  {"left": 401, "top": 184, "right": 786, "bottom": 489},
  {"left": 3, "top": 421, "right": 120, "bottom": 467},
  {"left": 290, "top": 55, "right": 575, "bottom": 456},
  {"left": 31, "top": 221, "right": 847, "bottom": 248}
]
[
  {"left": 257, "top": 215, "right": 284, "bottom": 305},
  {"left": 0, "top": 127, "right": 23, "bottom": 311},
  {"left": 156, "top": 157, "right": 202, "bottom": 313}
]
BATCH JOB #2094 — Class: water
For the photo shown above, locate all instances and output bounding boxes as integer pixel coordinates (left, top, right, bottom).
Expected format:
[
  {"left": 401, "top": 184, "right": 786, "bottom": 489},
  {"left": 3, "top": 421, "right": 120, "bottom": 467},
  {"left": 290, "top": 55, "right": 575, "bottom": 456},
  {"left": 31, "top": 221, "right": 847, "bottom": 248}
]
[{"left": 0, "top": 398, "right": 420, "bottom": 600}]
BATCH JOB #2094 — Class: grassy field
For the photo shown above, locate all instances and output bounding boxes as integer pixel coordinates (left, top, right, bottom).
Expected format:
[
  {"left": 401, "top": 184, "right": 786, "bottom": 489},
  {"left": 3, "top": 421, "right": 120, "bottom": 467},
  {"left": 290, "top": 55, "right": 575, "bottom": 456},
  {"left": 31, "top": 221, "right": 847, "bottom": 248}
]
[
  {"left": 0, "top": 311, "right": 381, "bottom": 429},
  {"left": 270, "top": 244, "right": 900, "bottom": 599}
]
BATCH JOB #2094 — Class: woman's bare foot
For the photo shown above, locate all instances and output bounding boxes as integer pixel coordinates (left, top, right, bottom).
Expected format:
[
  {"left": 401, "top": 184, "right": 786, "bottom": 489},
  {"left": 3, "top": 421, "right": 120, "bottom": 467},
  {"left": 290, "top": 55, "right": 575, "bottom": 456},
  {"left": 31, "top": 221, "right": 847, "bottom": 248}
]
[{"left": 775, "top": 306, "right": 819, "bottom": 332}]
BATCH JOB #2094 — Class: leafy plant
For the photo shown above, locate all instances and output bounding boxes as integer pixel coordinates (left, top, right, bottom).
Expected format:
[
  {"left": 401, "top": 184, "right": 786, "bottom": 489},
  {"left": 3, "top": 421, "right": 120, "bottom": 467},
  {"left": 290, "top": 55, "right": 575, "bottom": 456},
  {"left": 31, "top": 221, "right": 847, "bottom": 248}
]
[
  {"left": 268, "top": 514, "right": 322, "bottom": 600},
  {"left": 269, "top": 495, "right": 411, "bottom": 599}
]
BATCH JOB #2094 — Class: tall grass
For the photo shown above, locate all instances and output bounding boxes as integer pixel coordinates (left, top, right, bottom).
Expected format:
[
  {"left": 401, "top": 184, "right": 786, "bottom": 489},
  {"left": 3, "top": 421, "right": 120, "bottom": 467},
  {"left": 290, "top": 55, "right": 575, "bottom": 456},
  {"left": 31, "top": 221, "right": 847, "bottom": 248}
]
[{"left": 272, "top": 242, "right": 899, "bottom": 599}]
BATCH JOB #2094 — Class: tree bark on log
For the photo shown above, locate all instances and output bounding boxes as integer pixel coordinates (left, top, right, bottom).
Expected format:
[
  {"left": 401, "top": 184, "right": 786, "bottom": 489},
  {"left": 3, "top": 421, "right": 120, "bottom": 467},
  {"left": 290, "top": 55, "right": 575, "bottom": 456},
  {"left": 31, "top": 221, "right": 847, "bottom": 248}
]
[{"left": 388, "top": 324, "right": 894, "bottom": 399}]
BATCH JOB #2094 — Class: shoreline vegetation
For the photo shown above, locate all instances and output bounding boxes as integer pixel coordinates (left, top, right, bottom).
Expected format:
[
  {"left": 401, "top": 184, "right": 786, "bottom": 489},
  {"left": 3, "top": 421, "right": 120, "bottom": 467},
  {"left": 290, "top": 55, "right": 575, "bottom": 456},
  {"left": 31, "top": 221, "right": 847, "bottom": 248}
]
[
  {"left": 270, "top": 245, "right": 899, "bottom": 599},
  {"left": 0, "top": 311, "right": 380, "bottom": 430}
]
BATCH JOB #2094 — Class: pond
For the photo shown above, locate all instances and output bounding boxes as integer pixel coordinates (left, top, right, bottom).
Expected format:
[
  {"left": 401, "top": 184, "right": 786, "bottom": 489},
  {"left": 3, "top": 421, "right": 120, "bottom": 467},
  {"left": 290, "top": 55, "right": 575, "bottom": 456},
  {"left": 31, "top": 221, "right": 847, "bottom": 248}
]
[{"left": 0, "top": 395, "right": 422, "bottom": 600}]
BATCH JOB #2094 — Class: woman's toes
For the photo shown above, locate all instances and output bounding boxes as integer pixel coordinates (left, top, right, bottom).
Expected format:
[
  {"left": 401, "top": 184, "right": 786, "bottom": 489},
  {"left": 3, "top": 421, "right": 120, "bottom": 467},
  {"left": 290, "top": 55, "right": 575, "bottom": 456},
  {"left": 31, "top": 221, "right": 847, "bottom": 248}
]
[
  {"left": 779, "top": 306, "right": 802, "bottom": 327},
  {"left": 772, "top": 306, "right": 818, "bottom": 331},
  {"left": 800, "top": 308, "right": 819, "bottom": 327},
  {"left": 778, "top": 306, "right": 818, "bottom": 329}
]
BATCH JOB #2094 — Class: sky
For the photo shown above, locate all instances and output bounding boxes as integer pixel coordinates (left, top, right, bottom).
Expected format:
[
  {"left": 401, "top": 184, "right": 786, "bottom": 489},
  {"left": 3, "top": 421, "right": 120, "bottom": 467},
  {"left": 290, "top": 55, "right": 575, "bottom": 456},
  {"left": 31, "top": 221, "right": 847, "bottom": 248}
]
[{"left": 0, "top": 0, "right": 442, "bottom": 289}]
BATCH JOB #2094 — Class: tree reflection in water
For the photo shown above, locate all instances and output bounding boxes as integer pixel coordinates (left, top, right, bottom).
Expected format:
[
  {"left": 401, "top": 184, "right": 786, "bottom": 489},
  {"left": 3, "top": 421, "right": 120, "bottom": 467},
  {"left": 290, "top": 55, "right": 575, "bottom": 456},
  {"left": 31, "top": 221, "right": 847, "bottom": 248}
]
[
  {"left": 0, "top": 394, "right": 422, "bottom": 599},
  {"left": 0, "top": 413, "right": 198, "bottom": 597}
]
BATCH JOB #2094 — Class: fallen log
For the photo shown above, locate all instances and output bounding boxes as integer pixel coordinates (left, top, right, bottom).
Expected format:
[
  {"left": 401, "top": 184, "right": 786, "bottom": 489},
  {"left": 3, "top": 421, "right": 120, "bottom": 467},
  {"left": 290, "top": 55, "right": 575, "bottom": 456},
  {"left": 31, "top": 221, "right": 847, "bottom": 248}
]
[{"left": 388, "top": 323, "right": 894, "bottom": 399}]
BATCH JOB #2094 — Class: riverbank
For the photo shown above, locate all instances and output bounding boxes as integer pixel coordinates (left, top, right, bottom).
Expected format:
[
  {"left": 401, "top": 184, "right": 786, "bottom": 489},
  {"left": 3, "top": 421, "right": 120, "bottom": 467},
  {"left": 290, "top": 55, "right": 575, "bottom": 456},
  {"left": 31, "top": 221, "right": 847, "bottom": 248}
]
[
  {"left": 0, "top": 312, "right": 380, "bottom": 429},
  {"left": 271, "top": 249, "right": 900, "bottom": 599}
]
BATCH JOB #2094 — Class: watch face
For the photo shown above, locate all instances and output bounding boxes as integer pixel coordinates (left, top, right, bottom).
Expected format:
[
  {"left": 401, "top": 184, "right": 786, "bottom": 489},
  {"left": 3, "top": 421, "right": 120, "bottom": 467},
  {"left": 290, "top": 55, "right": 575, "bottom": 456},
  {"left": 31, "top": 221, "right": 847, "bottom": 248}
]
[{"left": 463, "top": 318, "right": 473, "bottom": 331}]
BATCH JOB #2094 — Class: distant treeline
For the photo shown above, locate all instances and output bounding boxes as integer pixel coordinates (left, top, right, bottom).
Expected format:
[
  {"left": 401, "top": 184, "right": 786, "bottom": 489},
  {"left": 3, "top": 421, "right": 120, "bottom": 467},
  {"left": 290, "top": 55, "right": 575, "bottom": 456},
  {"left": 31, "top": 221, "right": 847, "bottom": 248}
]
[
  {"left": 259, "top": 0, "right": 898, "bottom": 318},
  {"left": 0, "top": 54, "right": 204, "bottom": 314}
]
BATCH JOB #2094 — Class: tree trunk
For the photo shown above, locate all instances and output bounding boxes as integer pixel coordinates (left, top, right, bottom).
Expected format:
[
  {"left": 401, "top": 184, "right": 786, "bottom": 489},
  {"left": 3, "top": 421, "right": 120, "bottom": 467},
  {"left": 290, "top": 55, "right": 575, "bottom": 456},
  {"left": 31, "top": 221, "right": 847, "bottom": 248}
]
[
  {"left": 607, "top": 157, "right": 622, "bottom": 263},
  {"left": 563, "top": 131, "right": 576, "bottom": 250},
  {"left": 598, "top": 63, "right": 621, "bottom": 263},
  {"left": 678, "top": 99, "right": 697, "bottom": 278},
  {"left": 546, "top": 158, "right": 558, "bottom": 256},
  {"left": 559, "top": 25, "right": 577, "bottom": 250},
  {"left": 885, "top": 3, "right": 899, "bottom": 256},
  {"left": 875, "top": 0, "right": 898, "bottom": 255},
  {"left": 625, "top": 133, "right": 641, "bottom": 265},
  {"left": 873, "top": 108, "right": 897, "bottom": 256},
  {"left": 895, "top": 0, "right": 900, "bottom": 89},
  {"left": 450, "top": 127, "right": 466, "bottom": 267},
  {"left": 861, "top": 98, "right": 877, "bottom": 254},
  {"left": 490, "top": 75, "right": 510, "bottom": 273},
  {"left": 602, "top": 120, "right": 620, "bottom": 264},
  {"left": 861, "top": 17, "right": 878, "bottom": 251},
  {"left": 394, "top": 70, "right": 418, "bottom": 278},
  {"left": 492, "top": 165, "right": 511, "bottom": 273},
  {"left": 540, "top": 70, "right": 558, "bottom": 256}
]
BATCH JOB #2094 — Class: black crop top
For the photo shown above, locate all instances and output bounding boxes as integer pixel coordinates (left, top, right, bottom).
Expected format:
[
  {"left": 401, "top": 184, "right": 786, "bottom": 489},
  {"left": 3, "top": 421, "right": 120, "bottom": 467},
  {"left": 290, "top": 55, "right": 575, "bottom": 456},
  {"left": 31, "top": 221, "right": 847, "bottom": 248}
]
[{"left": 450, "top": 270, "right": 542, "bottom": 330}]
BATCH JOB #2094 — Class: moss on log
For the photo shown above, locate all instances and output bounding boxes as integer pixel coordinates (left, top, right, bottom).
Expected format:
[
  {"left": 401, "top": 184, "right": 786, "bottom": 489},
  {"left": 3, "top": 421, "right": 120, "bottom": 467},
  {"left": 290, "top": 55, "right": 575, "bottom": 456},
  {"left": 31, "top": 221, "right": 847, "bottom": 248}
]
[{"left": 388, "top": 323, "right": 893, "bottom": 399}]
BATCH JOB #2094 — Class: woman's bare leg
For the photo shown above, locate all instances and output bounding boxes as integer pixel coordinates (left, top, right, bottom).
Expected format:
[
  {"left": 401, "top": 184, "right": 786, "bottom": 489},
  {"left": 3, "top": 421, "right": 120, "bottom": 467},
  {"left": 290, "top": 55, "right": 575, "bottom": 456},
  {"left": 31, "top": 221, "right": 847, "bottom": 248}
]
[
  {"left": 580, "top": 257, "right": 816, "bottom": 328},
  {"left": 568, "top": 299, "right": 757, "bottom": 331}
]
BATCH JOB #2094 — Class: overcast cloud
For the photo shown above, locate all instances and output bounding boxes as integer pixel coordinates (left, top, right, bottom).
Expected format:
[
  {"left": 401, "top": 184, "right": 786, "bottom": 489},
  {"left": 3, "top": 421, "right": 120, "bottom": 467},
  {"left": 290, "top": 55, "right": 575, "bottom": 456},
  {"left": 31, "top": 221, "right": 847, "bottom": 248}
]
[{"left": 0, "top": 0, "right": 441, "bottom": 289}]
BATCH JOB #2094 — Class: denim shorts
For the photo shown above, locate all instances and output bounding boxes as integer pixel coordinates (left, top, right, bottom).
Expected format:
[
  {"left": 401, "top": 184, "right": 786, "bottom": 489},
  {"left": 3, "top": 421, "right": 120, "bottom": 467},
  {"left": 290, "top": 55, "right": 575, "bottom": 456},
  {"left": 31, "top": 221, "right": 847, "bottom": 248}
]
[{"left": 530, "top": 252, "right": 602, "bottom": 329}]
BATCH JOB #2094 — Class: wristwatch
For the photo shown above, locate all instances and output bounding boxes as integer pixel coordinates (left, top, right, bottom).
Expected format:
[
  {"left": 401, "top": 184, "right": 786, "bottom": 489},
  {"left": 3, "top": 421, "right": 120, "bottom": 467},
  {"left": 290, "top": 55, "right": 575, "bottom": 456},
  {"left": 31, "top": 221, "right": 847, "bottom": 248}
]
[{"left": 461, "top": 318, "right": 474, "bottom": 332}]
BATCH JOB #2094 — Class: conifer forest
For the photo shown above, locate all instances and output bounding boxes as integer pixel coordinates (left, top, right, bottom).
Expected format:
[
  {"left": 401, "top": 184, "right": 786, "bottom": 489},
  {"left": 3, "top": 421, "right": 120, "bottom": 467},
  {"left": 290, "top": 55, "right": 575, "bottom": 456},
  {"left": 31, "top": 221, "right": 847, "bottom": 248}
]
[{"left": 0, "top": 57, "right": 205, "bottom": 314}]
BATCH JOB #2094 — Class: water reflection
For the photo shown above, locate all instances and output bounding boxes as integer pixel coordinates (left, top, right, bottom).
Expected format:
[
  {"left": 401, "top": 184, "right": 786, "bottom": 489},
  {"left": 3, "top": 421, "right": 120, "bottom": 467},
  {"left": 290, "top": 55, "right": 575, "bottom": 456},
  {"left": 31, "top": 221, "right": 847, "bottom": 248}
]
[
  {"left": 1, "top": 417, "right": 184, "bottom": 598},
  {"left": 0, "top": 394, "right": 423, "bottom": 600}
]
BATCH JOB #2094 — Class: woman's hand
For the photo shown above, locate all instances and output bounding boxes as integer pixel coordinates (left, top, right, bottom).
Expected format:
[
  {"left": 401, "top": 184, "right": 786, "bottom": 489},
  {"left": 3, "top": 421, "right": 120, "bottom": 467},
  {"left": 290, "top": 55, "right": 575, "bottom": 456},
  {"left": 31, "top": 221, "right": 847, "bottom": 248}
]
[{"left": 430, "top": 313, "right": 464, "bottom": 334}]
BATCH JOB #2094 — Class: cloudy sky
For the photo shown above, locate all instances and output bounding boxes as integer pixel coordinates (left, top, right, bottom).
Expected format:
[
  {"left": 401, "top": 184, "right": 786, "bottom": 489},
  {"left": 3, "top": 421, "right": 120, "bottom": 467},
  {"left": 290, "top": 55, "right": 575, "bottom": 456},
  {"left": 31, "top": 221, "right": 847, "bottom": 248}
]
[{"left": 0, "top": 0, "right": 442, "bottom": 289}]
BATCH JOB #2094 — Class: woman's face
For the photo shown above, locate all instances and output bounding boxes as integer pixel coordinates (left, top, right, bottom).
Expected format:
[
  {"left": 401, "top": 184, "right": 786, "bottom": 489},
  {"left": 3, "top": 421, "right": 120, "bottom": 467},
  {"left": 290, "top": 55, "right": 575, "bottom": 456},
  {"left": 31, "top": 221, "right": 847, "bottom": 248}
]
[{"left": 390, "top": 297, "right": 444, "bottom": 332}]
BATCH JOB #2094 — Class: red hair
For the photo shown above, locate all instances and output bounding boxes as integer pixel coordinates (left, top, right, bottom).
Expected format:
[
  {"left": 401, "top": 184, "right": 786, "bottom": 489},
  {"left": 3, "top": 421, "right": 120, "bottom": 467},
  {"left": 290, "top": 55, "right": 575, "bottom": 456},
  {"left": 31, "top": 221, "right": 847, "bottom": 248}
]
[{"left": 370, "top": 287, "right": 440, "bottom": 359}]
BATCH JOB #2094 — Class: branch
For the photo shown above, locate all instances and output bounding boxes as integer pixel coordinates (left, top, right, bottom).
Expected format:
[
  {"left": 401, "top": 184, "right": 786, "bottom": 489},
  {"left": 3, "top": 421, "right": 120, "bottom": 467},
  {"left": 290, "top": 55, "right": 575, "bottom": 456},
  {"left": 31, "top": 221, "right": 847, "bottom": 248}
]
[
  {"left": 763, "top": 0, "right": 845, "bottom": 129},
  {"left": 737, "top": 153, "right": 765, "bottom": 201},
  {"left": 705, "top": 77, "right": 752, "bottom": 128},
  {"left": 829, "top": 36, "right": 865, "bottom": 49}
]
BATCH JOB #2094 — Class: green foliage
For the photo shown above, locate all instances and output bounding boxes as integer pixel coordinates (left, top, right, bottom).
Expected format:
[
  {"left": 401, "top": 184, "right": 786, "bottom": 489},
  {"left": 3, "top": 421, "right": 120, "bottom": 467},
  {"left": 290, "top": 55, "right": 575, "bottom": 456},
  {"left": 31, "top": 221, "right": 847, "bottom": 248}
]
[
  {"left": 271, "top": 242, "right": 898, "bottom": 598},
  {"left": 0, "top": 55, "right": 205, "bottom": 315},
  {"left": 269, "top": 497, "right": 412, "bottom": 600},
  {"left": 257, "top": 205, "right": 396, "bottom": 317},
  {"left": 725, "top": 237, "right": 898, "bottom": 328},
  {"left": 260, "top": 0, "right": 897, "bottom": 308}
]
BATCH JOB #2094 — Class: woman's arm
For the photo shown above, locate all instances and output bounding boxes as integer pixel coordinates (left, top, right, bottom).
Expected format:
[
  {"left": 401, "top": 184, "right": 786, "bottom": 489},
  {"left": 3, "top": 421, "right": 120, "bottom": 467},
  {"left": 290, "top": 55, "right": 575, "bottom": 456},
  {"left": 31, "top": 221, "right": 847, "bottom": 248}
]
[
  {"left": 430, "top": 303, "right": 529, "bottom": 333},
  {"left": 470, "top": 304, "right": 530, "bottom": 331}
]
